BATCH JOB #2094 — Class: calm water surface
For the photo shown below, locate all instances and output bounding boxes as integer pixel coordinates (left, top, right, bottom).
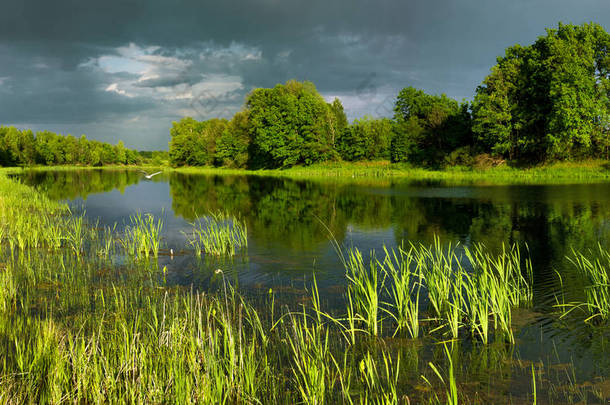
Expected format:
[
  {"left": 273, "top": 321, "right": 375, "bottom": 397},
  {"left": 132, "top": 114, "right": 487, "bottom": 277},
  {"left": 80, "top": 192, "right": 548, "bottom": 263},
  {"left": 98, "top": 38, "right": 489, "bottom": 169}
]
[{"left": 18, "top": 169, "right": 610, "bottom": 393}]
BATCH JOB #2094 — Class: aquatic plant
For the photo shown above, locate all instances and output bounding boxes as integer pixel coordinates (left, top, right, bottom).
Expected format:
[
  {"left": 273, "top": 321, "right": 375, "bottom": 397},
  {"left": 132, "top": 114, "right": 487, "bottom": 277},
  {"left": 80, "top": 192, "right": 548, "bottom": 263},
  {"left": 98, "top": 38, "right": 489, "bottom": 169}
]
[
  {"left": 185, "top": 211, "right": 247, "bottom": 256},
  {"left": 564, "top": 245, "right": 610, "bottom": 321},
  {"left": 0, "top": 169, "right": 605, "bottom": 404},
  {"left": 344, "top": 248, "right": 385, "bottom": 337},
  {"left": 422, "top": 343, "right": 459, "bottom": 405},
  {"left": 383, "top": 246, "right": 422, "bottom": 338},
  {"left": 356, "top": 350, "right": 401, "bottom": 405},
  {"left": 122, "top": 212, "right": 163, "bottom": 259}
]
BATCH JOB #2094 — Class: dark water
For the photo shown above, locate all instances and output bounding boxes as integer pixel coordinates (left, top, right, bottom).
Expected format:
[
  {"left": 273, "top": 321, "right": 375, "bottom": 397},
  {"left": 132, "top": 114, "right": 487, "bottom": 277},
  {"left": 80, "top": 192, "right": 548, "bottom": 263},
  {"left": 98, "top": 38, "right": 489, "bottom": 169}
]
[{"left": 18, "top": 169, "right": 610, "bottom": 395}]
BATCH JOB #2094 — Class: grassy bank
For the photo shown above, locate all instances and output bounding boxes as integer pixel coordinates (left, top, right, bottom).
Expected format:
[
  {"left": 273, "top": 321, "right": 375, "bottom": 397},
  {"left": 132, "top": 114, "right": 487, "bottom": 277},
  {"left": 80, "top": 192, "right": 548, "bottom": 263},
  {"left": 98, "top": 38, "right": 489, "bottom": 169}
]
[
  {"left": 0, "top": 171, "right": 608, "bottom": 403},
  {"left": 10, "top": 159, "right": 610, "bottom": 185},
  {"left": 170, "top": 160, "right": 610, "bottom": 185}
]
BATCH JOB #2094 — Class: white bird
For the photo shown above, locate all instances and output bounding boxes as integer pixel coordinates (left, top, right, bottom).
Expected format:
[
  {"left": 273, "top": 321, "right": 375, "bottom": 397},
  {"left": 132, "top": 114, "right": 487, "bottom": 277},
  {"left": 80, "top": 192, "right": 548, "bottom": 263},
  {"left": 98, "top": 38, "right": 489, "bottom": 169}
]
[{"left": 140, "top": 170, "right": 162, "bottom": 179}]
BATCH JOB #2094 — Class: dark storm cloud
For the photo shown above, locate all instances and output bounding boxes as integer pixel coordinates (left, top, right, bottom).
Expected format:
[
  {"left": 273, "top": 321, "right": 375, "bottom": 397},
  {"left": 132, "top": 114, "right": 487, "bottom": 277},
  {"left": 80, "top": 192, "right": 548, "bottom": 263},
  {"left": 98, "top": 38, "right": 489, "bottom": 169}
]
[{"left": 2, "top": 0, "right": 610, "bottom": 148}]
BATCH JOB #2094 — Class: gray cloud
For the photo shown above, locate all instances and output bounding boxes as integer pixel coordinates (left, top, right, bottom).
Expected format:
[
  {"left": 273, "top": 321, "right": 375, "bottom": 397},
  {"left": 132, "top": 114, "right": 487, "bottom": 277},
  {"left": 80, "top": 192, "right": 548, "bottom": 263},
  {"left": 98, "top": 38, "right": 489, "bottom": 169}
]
[{"left": 1, "top": 0, "right": 610, "bottom": 148}]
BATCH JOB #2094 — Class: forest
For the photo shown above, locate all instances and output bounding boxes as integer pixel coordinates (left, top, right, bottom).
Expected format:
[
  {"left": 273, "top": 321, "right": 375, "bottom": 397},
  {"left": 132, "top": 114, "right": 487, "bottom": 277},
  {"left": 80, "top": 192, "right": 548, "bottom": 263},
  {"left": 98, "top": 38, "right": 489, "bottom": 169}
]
[
  {"left": 2, "top": 22, "right": 609, "bottom": 170},
  {"left": 169, "top": 22, "right": 610, "bottom": 169},
  {"left": 0, "top": 127, "right": 144, "bottom": 166}
]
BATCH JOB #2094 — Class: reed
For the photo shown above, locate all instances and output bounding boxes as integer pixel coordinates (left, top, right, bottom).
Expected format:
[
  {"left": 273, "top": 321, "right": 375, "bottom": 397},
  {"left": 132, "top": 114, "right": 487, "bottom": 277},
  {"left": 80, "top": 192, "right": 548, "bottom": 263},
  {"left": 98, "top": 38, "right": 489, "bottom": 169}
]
[
  {"left": 287, "top": 308, "right": 335, "bottom": 404},
  {"left": 1, "top": 169, "right": 601, "bottom": 404},
  {"left": 344, "top": 248, "right": 384, "bottom": 337},
  {"left": 422, "top": 343, "right": 459, "bottom": 405},
  {"left": 565, "top": 245, "right": 610, "bottom": 321},
  {"left": 122, "top": 212, "right": 163, "bottom": 259},
  {"left": 383, "top": 246, "right": 422, "bottom": 338},
  {"left": 335, "top": 237, "right": 533, "bottom": 344},
  {"left": 356, "top": 350, "right": 401, "bottom": 405},
  {"left": 186, "top": 211, "right": 248, "bottom": 256}
]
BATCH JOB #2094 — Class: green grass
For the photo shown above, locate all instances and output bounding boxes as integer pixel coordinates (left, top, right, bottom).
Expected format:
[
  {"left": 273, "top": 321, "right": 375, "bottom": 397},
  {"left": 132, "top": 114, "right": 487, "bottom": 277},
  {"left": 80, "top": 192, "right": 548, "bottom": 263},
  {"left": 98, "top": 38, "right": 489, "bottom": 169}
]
[
  {"left": 0, "top": 169, "right": 607, "bottom": 404},
  {"left": 337, "top": 239, "right": 532, "bottom": 344},
  {"left": 122, "top": 212, "right": 164, "bottom": 259},
  {"left": 559, "top": 245, "right": 610, "bottom": 322},
  {"left": 9, "top": 158, "right": 610, "bottom": 186},
  {"left": 185, "top": 211, "right": 248, "bottom": 256},
  {"left": 169, "top": 159, "right": 610, "bottom": 185}
]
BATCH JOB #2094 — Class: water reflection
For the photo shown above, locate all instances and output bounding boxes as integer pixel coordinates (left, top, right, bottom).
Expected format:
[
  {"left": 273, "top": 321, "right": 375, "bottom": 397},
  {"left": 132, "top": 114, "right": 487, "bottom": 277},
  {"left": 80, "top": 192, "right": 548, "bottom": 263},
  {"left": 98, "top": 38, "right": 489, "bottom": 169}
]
[
  {"left": 18, "top": 168, "right": 610, "bottom": 391},
  {"left": 20, "top": 169, "right": 610, "bottom": 292}
]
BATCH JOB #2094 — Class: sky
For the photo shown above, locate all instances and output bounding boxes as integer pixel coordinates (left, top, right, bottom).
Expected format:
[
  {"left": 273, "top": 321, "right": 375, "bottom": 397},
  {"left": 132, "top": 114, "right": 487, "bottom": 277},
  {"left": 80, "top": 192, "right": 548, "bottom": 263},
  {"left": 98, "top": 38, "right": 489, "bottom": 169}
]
[{"left": 2, "top": 0, "right": 610, "bottom": 150}]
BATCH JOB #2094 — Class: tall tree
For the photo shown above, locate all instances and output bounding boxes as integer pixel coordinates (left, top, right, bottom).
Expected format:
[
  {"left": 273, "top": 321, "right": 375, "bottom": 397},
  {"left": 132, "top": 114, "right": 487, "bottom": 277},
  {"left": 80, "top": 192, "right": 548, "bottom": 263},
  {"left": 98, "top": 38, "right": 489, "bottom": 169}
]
[
  {"left": 215, "top": 111, "right": 250, "bottom": 168},
  {"left": 392, "top": 87, "right": 471, "bottom": 165},
  {"left": 338, "top": 117, "right": 393, "bottom": 161},
  {"left": 246, "top": 80, "right": 339, "bottom": 168},
  {"left": 472, "top": 22, "right": 610, "bottom": 161}
]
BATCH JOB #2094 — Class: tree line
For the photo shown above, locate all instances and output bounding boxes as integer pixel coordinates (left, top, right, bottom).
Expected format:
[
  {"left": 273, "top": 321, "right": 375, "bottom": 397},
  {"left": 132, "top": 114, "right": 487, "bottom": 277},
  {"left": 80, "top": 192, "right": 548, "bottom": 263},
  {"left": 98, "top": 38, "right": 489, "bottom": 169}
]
[
  {"left": 0, "top": 127, "right": 144, "bottom": 166},
  {"left": 170, "top": 22, "right": 610, "bottom": 169}
]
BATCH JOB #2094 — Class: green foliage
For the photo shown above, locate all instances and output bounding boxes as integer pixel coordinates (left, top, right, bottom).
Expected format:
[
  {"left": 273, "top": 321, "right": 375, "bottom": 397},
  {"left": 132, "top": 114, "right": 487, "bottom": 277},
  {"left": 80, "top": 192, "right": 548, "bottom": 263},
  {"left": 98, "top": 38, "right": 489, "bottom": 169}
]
[
  {"left": 392, "top": 87, "right": 472, "bottom": 166},
  {"left": 215, "top": 111, "right": 250, "bottom": 168},
  {"left": 473, "top": 22, "right": 610, "bottom": 162},
  {"left": 169, "top": 117, "right": 228, "bottom": 167},
  {"left": 337, "top": 116, "right": 393, "bottom": 161},
  {"left": 138, "top": 150, "right": 169, "bottom": 165},
  {"left": 328, "top": 97, "right": 349, "bottom": 148},
  {"left": 0, "top": 126, "right": 141, "bottom": 167},
  {"left": 167, "top": 85, "right": 350, "bottom": 169},
  {"left": 246, "top": 80, "right": 340, "bottom": 168}
]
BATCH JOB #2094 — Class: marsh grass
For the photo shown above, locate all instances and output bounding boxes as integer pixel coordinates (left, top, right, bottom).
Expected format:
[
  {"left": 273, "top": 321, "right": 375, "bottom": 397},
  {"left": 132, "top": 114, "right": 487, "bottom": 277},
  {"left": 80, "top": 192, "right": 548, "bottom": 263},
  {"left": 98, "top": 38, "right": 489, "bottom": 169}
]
[
  {"left": 186, "top": 211, "right": 248, "bottom": 256},
  {"left": 172, "top": 159, "right": 610, "bottom": 185},
  {"left": 383, "top": 246, "right": 423, "bottom": 338},
  {"left": 337, "top": 239, "right": 533, "bottom": 344},
  {"left": 345, "top": 248, "right": 385, "bottom": 337},
  {"left": 0, "top": 169, "right": 607, "bottom": 404},
  {"left": 423, "top": 342, "right": 459, "bottom": 405},
  {"left": 122, "top": 212, "right": 163, "bottom": 259},
  {"left": 560, "top": 245, "right": 610, "bottom": 322}
]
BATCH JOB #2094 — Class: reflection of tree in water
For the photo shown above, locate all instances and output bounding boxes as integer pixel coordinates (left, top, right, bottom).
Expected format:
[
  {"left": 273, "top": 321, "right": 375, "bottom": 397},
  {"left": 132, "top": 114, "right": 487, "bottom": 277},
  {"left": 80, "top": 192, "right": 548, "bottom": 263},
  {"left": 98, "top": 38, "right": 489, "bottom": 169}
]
[
  {"left": 170, "top": 174, "right": 610, "bottom": 263},
  {"left": 24, "top": 170, "right": 610, "bottom": 271},
  {"left": 170, "top": 174, "right": 350, "bottom": 251},
  {"left": 19, "top": 169, "right": 142, "bottom": 200},
  {"left": 391, "top": 187, "right": 610, "bottom": 309},
  {"left": 170, "top": 173, "right": 251, "bottom": 221}
]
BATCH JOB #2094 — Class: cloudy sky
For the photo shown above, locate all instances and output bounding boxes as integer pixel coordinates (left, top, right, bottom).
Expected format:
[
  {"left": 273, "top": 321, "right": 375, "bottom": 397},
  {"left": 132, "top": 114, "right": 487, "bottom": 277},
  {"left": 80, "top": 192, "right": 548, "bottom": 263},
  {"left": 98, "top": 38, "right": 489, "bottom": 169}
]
[{"left": 1, "top": 0, "right": 610, "bottom": 149}]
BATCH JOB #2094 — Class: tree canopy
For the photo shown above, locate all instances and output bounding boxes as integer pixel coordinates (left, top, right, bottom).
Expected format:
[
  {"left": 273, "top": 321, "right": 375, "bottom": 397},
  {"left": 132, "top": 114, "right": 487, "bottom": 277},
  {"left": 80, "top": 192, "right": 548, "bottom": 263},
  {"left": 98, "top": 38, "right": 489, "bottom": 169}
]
[
  {"left": 0, "top": 127, "right": 143, "bottom": 167},
  {"left": 170, "top": 80, "right": 348, "bottom": 169},
  {"left": 472, "top": 22, "right": 610, "bottom": 161},
  {"left": 246, "top": 80, "right": 341, "bottom": 168}
]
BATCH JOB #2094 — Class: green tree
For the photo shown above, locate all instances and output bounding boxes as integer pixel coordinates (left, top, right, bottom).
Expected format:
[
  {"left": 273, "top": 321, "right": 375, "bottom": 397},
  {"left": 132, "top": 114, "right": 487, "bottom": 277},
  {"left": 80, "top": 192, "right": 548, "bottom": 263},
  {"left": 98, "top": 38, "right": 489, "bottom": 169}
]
[
  {"left": 215, "top": 111, "right": 251, "bottom": 168},
  {"left": 327, "top": 98, "right": 349, "bottom": 149},
  {"left": 392, "top": 87, "right": 471, "bottom": 165},
  {"left": 168, "top": 117, "right": 202, "bottom": 166},
  {"left": 472, "top": 22, "right": 610, "bottom": 161},
  {"left": 338, "top": 117, "right": 393, "bottom": 161},
  {"left": 246, "top": 80, "right": 339, "bottom": 168},
  {"left": 114, "top": 141, "right": 127, "bottom": 165}
]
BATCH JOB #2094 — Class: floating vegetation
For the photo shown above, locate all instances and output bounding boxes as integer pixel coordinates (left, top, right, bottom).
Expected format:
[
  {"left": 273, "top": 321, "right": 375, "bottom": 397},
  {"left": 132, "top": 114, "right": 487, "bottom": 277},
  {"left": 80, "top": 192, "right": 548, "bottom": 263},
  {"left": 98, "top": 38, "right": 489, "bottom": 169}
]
[{"left": 186, "top": 211, "right": 248, "bottom": 256}]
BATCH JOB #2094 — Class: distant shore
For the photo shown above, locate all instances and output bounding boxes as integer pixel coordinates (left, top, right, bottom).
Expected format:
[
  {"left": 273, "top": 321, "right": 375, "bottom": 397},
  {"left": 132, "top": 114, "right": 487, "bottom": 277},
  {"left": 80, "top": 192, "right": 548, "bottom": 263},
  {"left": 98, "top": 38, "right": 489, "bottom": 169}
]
[{"left": 10, "top": 159, "right": 610, "bottom": 185}]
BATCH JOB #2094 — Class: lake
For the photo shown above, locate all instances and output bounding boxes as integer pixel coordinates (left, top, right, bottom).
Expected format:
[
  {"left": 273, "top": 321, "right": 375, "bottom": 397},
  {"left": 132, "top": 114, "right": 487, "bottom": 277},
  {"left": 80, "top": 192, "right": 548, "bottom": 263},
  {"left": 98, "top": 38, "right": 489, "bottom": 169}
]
[{"left": 16, "top": 168, "right": 610, "bottom": 402}]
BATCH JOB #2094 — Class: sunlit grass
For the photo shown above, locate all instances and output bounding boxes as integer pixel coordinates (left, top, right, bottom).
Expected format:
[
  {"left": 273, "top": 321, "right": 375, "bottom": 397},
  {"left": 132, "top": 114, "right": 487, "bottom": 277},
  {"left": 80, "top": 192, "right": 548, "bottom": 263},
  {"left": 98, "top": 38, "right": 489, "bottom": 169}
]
[
  {"left": 122, "top": 212, "right": 163, "bottom": 259},
  {"left": 171, "top": 159, "right": 610, "bottom": 185},
  {"left": 185, "top": 211, "right": 248, "bottom": 256},
  {"left": 0, "top": 169, "right": 607, "bottom": 404},
  {"left": 560, "top": 245, "right": 610, "bottom": 322}
]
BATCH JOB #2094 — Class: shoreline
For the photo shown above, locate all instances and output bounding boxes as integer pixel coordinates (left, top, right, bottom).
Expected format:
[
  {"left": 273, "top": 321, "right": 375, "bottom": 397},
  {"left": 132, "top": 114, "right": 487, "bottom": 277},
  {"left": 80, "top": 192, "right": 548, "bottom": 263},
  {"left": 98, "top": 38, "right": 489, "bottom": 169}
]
[{"left": 8, "top": 159, "right": 610, "bottom": 185}]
